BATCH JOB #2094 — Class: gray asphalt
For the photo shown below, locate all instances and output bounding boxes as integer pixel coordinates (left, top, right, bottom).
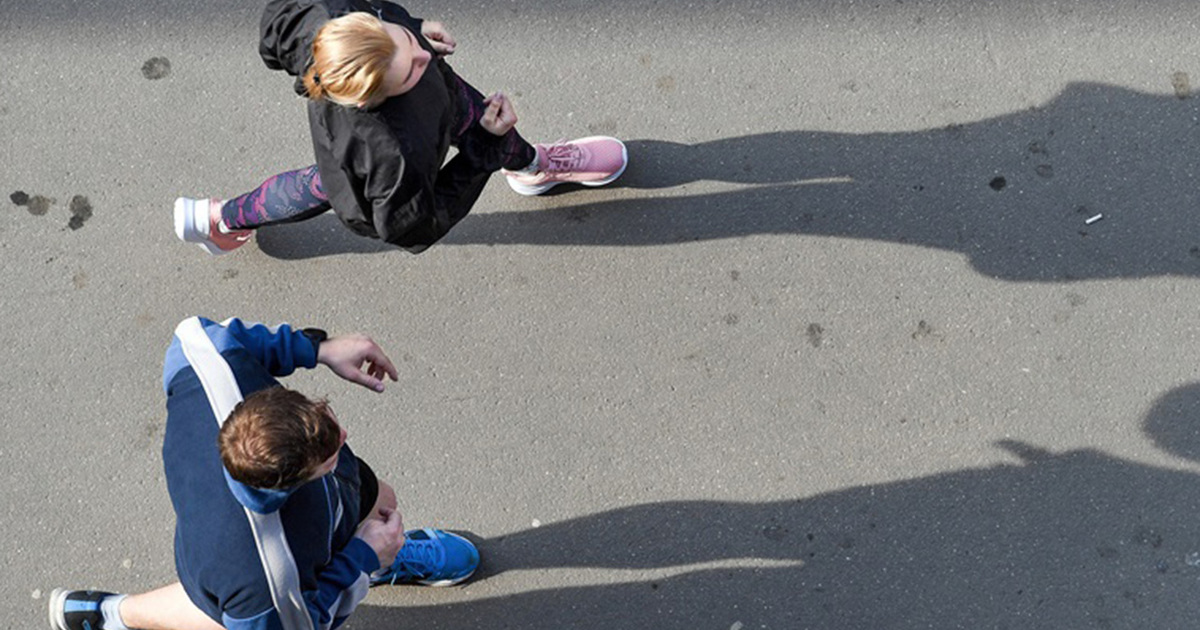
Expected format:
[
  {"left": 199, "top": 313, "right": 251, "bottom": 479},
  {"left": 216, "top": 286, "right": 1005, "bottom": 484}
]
[{"left": 4, "top": 0, "right": 1200, "bottom": 628}]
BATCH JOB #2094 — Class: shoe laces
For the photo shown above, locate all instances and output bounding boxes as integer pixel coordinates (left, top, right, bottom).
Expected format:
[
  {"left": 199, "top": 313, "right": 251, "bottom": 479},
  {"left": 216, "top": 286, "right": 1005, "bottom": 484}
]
[
  {"left": 387, "top": 537, "right": 444, "bottom": 584},
  {"left": 541, "top": 140, "right": 585, "bottom": 173}
]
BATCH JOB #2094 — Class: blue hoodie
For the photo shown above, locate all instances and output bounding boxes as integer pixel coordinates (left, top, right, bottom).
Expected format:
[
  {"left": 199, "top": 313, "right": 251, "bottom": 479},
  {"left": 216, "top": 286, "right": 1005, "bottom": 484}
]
[{"left": 162, "top": 317, "right": 380, "bottom": 630}]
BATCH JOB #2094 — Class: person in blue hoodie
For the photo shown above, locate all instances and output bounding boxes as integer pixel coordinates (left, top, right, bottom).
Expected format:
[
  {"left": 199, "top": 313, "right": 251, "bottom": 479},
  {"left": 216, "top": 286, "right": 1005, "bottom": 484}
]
[{"left": 48, "top": 317, "right": 480, "bottom": 630}]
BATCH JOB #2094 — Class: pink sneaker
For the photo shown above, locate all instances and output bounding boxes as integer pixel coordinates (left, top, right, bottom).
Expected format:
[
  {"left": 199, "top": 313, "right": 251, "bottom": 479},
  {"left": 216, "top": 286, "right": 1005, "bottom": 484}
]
[
  {"left": 174, "top": 197, "right": 252, "bottom": 256},
  {"left": 503, "top": 136, "right": 628, "bottom": 196}
]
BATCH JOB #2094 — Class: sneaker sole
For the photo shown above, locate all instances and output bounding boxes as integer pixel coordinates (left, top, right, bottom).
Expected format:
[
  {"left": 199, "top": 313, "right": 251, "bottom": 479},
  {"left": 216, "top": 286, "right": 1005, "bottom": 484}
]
[
  {"left": 506, "top": 138, "right": 629, "bottom": 196},
  {"left": 417, "top": 564, "right": 477, "bottom": 587},
  {"left": 173, "top": 197, "right": 226, "bottom": 256},
  {"left": 47, "top": 588, "right": 69, "bottom": 630},
  {"left": 369, "top": 565, "right": 475, "bottom": 588}
]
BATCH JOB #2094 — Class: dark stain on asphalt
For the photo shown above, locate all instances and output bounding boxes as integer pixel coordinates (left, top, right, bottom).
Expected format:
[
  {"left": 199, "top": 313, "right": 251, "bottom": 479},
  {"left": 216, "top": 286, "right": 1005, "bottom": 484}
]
[
  {"left": 221, "top": 269, "right": 239, "bottom": 280},
  {"left": 1133, "top": 527, "right": 1163, "bottom": 548},
  {"left": 729, "top": 270, "right": 740, "bottom": 281},
  {"left": 989, "top": 176, "right": 1007, "bottom": 191},
  {"left": 806, "top": 323, "right": 824, "bottom": 348},
  {"left": 724, "top": 313, "right": 740, "bottom": 326},
  {"left": 26, "top": 195, "right": 55, "bottom": 216},
  {"left": 68, "top": 195, "right": 93, "bottom": 230},
  {"left": 142, "top": 57, "right": 172, "bottom": 80},
  {"left": 10, "top": 190, "right": 29, "bottom": 206},
  {"left": 912, "top": 320, "right": 934, "bottom": 340},
  {"left": 655, "top": 75, "right": 677, "bottom": 92},
  {"left": 1028, "top": 141, "right": 1048, "bottom": 155},
  {"left": 72, "top": 271, "right": 88, "bottom": 290},
  {"left": 1171, "top": 71, "right": 1191, "bottom": 99}
]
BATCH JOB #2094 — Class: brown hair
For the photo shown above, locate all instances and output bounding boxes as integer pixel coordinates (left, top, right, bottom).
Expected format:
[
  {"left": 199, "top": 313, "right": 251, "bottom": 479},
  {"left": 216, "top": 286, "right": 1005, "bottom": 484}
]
[
  {"left": 218, "top": 387, "right": 342, "bottom": 489},
  {"left": 303, "top": 12, "right": 397, "bottom": 106}
]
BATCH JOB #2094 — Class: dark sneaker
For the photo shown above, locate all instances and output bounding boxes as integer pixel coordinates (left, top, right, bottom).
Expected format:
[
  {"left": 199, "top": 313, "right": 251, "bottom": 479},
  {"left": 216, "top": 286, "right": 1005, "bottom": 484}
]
[
  {"left": 48, "top": 589, "right": 113, "bottom": 630},
  {"left": 370, "top": 528, "right": 480, "bottom": 587},
  {"left": 174, "top": 197, "right": 252, "bottom": 255}
]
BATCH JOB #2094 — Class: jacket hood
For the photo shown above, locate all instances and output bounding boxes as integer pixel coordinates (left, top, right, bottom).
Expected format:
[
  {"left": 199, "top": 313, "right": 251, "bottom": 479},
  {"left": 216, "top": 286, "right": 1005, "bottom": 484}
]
[{"left": 224, "top": 470, "right": 296, "bottom": 514}]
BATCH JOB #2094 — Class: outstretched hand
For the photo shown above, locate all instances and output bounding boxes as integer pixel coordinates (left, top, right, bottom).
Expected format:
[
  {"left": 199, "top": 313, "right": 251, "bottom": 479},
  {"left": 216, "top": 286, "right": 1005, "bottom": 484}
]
[
  {"left": 421, "top": 21, "right": 456, "bottom": 56},
  {"left": 481, "top": 92, "right": 518, "bottom": 136},
  {"left": 317, "top": 334, "right": 399, "bottom": 392}
]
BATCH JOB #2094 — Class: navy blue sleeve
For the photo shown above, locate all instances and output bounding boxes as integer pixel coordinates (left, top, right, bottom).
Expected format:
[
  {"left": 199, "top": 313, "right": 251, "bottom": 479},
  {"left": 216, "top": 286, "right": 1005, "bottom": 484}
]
[{"left": 164, "top": 317, "right": 319, "bottom": 391}]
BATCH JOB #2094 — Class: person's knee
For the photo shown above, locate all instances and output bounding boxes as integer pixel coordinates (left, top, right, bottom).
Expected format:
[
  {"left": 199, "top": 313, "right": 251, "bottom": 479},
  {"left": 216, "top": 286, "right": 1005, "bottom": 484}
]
[{"left": 372, "top": 479, "right": 398, "bottom": 518}]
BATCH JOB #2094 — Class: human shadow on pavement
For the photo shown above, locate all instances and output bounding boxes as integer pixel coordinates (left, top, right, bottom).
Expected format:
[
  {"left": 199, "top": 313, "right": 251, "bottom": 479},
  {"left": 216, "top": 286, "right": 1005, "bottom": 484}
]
[
  {"left": 444, "top": 81, "right": 1199, "bottom": 282},
  {"left": 256, "top": 214, "right": 395, "bottom": 259},
  {"left": 259, "top": 82, "right": 1198, "bottom": 280},
  {"left": 346, "top": 384, "right": 1200, "bottom": 629}
]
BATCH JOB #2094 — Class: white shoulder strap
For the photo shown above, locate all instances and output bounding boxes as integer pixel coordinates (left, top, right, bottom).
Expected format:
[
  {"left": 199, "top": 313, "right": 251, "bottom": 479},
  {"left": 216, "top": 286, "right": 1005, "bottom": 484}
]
[{"left": 174, "top": 317, "right": 316, "bottom": 630}]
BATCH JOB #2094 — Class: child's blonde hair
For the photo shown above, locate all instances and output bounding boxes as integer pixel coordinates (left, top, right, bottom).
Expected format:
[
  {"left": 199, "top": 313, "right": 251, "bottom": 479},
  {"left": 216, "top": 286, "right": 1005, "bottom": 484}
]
[{"left": 303, "top": 12, "right": 397, "bottom": 107}]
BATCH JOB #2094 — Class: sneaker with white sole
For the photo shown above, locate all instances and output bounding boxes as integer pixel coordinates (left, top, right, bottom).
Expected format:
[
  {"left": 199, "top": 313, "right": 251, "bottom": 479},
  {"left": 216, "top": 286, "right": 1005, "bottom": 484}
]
[
  {"left": 370, "top": 528, "right": 480, "bottom": 587},
  {"left": 503, "top": 136, "right": 628, "bottom": 196},
  {"left": 48, "top": 589, "right": 114, "bottom": 630},
  {"left": 174, "top": 197, "right": 252, "bottom": 255}
]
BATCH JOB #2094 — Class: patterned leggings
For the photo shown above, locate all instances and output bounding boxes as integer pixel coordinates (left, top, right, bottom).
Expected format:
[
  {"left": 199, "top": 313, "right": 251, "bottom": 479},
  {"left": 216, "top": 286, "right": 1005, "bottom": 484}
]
[{"left": 222, "top": 75, "right": 536, "bottom": 230}]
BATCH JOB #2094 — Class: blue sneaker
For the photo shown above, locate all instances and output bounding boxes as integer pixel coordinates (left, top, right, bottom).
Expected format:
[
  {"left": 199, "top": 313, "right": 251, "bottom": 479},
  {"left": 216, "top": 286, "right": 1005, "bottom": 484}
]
[
  {"left": 48, "top": 589, "right": 114, "bottom": 630},
  {"left": 370, "top": 528, "right": 480, "bottom": 587}
]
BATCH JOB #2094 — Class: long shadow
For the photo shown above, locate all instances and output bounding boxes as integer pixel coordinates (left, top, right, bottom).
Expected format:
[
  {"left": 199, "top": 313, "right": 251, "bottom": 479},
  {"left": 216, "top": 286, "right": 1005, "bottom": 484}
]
[
  {"left": 263, "top": 83, "right": 1199, "bottom": 280},
  {"left": 346, "top": 384, "right": 1200, "bottom": 629},
  {"left": 444, "top": 81, "right": 1200, "bottom": 282}
]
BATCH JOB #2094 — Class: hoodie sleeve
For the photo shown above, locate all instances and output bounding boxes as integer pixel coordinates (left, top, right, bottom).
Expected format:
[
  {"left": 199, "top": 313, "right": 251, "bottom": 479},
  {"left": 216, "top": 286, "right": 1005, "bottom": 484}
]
[
  {"left": 220, "top": 537, "right": 380, "bottom": 630},
  {"left": 163, "top": 317, "right": 319, "bottom": 391}
]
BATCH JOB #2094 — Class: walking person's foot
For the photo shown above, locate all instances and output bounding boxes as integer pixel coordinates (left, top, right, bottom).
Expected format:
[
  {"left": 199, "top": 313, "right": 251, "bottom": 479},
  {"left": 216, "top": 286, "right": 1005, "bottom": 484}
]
[
  {"left": 174, "top": 197, "right": 253, "bottom": 255},
  {"left": 369, "top": 528, "right": 480, "bottom": 587},
  {"left": 48, "top": 589, "right": 115, "bottom": 630},
  {"left": 503, "top": 136, "right": 628, "bottom": 196}
]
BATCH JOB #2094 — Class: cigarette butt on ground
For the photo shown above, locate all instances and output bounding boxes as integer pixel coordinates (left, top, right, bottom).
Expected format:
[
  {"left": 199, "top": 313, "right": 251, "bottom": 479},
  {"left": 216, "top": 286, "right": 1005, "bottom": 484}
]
[{"left": 1085, "top": 214, "right": 1103, "bottom": 225}]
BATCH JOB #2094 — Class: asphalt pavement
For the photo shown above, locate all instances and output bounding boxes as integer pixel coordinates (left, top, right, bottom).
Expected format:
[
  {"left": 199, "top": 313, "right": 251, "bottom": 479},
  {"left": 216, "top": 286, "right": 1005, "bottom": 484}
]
[{"left": 3, "top": 1, "right": 1200, "bottom": 628}]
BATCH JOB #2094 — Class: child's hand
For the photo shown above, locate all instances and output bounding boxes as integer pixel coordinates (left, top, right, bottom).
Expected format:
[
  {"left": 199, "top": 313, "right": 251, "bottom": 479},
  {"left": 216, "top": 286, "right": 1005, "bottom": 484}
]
[
  {"left": 481, "top": 92, "right": 518, "bottom": 136},
  {"left": 421, "top": 21, "right": 456, "bottom": 56}
]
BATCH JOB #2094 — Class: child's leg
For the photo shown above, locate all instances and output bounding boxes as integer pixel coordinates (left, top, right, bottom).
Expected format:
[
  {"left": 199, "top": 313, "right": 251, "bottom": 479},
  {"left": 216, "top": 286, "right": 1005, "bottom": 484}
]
[
  {"left": 449, "top": 74, "right": 537, "bottom": 172},
  {"left": 221, "top": 165, "right": 331, "bottom": 230}
]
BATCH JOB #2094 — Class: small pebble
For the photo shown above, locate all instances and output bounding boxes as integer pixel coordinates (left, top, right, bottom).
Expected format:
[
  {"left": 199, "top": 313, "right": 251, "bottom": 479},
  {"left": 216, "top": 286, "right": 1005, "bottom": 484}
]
[
  {"left": 1185, "top": 552, "right": 1200, "bottom": 567},
  {"left": 122, "top": 558, "right": 134, "bottom": 569},
  {"left": 531, "top": 519, "right": 542, "bottom": 528},
  {"left": 31, "top": 589, "right": 42, "bottom": 599},
  {"left": 1157, "top": 560, "right": 1170, "bottom": 573},
  {"left": 731, "top": 623, "right": 744, "bottom": 630}
]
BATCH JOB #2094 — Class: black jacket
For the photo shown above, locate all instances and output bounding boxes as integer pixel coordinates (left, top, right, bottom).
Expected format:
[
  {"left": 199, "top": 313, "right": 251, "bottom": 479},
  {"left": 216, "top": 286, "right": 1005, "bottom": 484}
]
[{"left": 261, "top": 0, "right": 504, "bottom": 252}]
